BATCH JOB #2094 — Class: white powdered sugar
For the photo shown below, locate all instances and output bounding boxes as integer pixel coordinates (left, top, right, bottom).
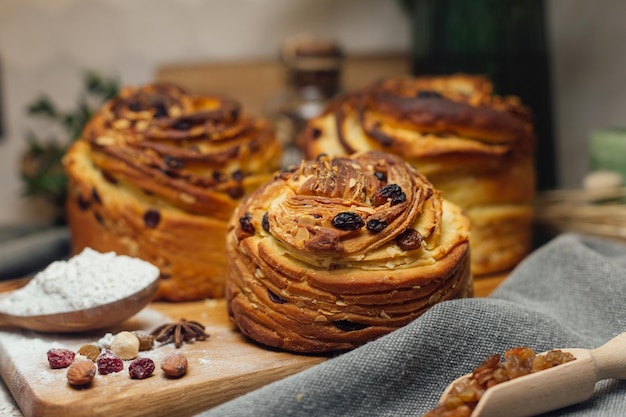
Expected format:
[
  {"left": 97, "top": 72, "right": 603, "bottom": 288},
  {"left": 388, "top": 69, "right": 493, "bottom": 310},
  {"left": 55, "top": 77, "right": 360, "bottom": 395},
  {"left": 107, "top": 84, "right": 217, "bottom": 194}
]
[{"left": 0, "top": 248, "right": 159, "bottom": 316}]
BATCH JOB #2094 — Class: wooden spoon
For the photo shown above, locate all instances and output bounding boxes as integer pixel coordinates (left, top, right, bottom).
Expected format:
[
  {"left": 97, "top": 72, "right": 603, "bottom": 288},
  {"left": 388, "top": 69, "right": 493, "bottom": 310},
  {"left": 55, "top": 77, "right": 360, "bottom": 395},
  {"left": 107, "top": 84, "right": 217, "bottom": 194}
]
[
  {"left": 0, "top": 277, "right": 159, "bottom": 333},
  {"left": 438, "top": 332, "right": 626, "bottom": 417}
]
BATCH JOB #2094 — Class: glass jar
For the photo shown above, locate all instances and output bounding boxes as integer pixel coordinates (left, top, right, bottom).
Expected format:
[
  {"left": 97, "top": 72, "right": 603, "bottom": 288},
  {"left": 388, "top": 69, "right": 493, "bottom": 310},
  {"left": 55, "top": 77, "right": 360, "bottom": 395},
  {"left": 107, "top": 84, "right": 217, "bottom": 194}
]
[{"left": 266, "top": 37, "right": 343, "bottom": 168}]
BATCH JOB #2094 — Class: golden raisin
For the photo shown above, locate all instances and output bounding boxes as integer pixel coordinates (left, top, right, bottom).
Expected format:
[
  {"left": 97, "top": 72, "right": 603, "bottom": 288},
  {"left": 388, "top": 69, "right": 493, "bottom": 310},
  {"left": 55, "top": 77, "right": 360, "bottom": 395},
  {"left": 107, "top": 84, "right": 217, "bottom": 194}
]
[{"left": 77, "top": 344, "right": 101, "bottom": 363}]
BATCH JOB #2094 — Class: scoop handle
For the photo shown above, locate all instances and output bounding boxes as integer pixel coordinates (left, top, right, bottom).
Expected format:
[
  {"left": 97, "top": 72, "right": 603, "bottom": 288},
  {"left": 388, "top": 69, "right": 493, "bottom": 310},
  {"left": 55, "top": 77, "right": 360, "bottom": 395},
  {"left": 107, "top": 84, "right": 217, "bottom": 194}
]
[{"left": 591, "top": 331, "right": 626, "bottom": 381}]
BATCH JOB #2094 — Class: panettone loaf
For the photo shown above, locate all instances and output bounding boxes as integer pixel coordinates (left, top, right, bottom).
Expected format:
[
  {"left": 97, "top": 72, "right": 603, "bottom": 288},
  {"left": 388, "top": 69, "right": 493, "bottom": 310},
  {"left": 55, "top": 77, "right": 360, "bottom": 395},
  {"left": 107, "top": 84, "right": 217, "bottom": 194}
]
[
  {"left": 63, "top": 83, "right": 282, "bottom": 301},
  {"left": 226, "top": 151, "right": 472, "bottom": 353},
  {"left": 300, "top": 74, "right": 536, "bottom": 276}
]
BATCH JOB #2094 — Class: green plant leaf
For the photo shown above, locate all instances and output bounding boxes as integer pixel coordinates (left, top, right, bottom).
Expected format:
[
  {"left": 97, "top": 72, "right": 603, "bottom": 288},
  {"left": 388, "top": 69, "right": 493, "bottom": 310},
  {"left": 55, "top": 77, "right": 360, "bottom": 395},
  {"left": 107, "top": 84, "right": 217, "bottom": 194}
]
[
  {"left": 27, "top": 97, "right": 58, "bottom": 118},
  {"left": 20, "top": 70, "right": 120, "bottom": 223}
]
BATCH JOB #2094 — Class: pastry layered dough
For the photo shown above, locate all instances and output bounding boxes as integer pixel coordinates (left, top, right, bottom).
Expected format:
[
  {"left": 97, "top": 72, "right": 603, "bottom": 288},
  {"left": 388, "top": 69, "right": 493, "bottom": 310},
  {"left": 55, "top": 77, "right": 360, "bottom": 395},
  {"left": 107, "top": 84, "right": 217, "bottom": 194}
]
[
  {"left": 226, "top": 151, "right": 471, "bottom": 353},
  {"left": 63, "top": 83, "right": 282, "bottom": 301},
  {"left": 300, "top": 74, "right": 536, "bottom": 275}
]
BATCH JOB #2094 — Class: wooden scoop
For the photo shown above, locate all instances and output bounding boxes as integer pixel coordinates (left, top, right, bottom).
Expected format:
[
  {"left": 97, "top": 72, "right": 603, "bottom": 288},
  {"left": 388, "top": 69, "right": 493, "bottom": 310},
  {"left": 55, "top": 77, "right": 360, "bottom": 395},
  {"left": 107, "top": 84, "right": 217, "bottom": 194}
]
[
  {"left": 439, "top": 332, "right": 626, "bottom": 417},
  {"left": 0, "top": 277, "right": 159, "bottom": 333}
]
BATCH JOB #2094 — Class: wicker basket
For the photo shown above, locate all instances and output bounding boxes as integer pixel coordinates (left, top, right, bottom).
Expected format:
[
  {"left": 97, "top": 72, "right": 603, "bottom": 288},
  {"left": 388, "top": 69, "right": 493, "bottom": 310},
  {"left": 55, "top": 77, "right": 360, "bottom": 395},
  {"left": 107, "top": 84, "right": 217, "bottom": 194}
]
[{"left": 535, "top": 187, "right": 626, "bottom": 241}]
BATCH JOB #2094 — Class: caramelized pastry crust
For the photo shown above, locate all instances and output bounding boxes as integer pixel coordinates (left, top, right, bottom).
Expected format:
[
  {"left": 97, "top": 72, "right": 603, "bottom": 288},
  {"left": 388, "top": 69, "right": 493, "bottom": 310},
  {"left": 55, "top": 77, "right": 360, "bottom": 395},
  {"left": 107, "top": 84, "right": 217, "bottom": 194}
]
[
  {"left": 63, "top": 83, "right": 282, "bottom": 301},
  {"left": 226, "top": 151, "right": 472, "bottom": 353},
  {"left": 300, "top": 74, "right": 536, "bottom": 275}
]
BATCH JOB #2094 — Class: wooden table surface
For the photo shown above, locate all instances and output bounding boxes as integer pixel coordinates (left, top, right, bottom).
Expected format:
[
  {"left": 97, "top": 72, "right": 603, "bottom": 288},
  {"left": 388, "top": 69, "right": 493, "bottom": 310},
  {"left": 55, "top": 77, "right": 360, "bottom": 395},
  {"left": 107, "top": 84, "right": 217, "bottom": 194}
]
[
  {"left": 473, "top": 272, "right": 508, "bottom": 298},
  {"left": 0, "top": 271, "right": 507, "bottom": 417}
]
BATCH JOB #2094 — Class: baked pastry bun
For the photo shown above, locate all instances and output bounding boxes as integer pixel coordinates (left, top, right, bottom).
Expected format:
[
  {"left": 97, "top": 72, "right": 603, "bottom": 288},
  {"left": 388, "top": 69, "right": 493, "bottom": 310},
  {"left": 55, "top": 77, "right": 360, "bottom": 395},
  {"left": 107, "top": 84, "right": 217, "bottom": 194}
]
[
  {"left": 300, "top": 74, "right": 536, "bottom": 276},
  {"left": 226, "top": 151, "right": 472, "bottom": 353},
  {"left": 63, "top": 83, "right": 282, "bottom": 301}
]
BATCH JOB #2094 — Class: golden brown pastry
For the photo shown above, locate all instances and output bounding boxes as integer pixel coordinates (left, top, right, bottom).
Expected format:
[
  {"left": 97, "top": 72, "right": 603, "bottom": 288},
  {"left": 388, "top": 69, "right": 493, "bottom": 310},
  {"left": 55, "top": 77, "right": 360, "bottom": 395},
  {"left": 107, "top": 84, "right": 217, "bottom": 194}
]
[
  {"left": 226, "top": 151, "right": 472, "bottom": 353},
  {"left": 63, "top": 83, "right": 282, "bottom": 301},
  {"left": 300, "top": 74, "right": 536, "bottom": 276}
]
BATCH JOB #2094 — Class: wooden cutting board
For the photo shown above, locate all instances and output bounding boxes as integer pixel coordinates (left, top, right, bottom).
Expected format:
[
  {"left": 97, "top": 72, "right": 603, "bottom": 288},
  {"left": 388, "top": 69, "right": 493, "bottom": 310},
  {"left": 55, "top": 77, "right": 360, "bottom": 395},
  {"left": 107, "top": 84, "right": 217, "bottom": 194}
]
[
  {"left": 0, "top": 297, "right": 327, "bottom": 417},
  {"left": 0, "top": 274, "right": 504, "bottom": 417}
]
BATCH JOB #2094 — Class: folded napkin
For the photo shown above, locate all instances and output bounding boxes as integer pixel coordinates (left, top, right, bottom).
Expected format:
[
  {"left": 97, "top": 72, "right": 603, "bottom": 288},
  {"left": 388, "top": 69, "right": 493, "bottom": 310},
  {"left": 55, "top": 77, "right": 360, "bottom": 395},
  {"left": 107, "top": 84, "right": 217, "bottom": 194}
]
[{"left": 198, "top": 233, "right": 626, "bottom": 417}]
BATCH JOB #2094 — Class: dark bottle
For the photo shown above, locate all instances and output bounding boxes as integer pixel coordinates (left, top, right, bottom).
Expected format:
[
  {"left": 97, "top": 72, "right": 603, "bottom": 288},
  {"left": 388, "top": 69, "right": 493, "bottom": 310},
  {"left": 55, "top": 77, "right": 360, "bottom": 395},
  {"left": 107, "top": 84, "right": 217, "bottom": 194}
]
[
  {"left": 266, "top": 37, "right": 343, "bottom": 168},
  {"left": 402, "top": 0, "right": 556, "bottom": 190}
]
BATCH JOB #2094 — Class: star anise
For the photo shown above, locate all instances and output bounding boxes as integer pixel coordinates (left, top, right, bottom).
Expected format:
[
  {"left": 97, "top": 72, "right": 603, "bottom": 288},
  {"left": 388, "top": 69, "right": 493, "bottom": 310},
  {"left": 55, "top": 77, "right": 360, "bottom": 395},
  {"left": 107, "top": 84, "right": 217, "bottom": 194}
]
[{"left": 150, "top": 318, "right": 209, "bottom": 348}]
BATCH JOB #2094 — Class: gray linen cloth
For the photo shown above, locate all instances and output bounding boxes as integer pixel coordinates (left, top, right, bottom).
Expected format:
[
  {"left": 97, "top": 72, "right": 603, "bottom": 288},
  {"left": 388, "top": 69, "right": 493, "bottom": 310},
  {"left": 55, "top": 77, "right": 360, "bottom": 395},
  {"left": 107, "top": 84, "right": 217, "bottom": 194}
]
[{"left": 198, "top": 233, "right": 626, "bottom": 417}]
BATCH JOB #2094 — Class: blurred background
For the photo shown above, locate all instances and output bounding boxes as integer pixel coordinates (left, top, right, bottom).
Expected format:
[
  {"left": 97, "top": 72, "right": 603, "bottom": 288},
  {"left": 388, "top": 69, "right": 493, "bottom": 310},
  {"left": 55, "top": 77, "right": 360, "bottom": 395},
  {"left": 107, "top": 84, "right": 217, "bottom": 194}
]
[{"left": 0, "top": 0, "right": 625, "bottom": 228}]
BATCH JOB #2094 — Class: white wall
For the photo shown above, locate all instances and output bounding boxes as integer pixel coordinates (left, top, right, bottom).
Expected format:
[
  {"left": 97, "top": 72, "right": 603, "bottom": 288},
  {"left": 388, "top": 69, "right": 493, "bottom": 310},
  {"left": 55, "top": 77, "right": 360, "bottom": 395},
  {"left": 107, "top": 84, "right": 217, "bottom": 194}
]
[
  {"left": 0, "top": 0, "right": 410, "bottom": 226},
  {"left": 548, "top": 0, "right": 626, "bottom": 188},
  {"left": 1, "top": 0, "right": 625, "bottom": 226}
]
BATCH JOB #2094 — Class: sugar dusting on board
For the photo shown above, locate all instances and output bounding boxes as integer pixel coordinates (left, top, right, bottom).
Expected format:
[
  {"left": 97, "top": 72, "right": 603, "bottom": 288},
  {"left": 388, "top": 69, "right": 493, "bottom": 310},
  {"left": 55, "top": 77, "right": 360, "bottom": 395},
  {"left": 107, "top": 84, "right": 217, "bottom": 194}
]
[
  {"left": 0, "top": 248, "right": 160, "bottom": 316},
  {"left": 0, "top": 298, "right": 326, "bottom": 417}
]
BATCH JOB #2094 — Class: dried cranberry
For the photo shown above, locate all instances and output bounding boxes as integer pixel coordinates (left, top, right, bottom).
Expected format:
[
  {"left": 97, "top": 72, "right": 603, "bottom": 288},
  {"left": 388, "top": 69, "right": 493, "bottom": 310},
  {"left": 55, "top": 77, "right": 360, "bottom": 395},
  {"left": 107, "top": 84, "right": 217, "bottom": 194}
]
[
  {"left": 262, "top": 212, "right": 270, "bottom": 232},
  {"left": 396, "top": 229, "right": 423, "bottom": 251},
  {"left": 97, "top": 349, "right": 124, "bottom": 375},
  {"left": 47, "top": 348, "right": 75, "bottom": 369},
  {"left": 333, "top": 320, "right": 369, "bottom": 332},
  {"left": 239, "top": 212, "right": 255, "bottom": 234},
  {"left": 129, "top": 357, "right": 155, "bottom": 379},
  {"left": 366, "top": 219, "right": 388, "bottom": 233},
  {"left": 143, "top": 209, "right": 161, "bottom": 228},
  {"left": 372, "top": 184, "right": 406, "bottom": 207},
  {"left": 331, "top": 212, "right": 365, "bottom": 231},
  {"left": 268, "top": 289, "right": 287, "bottom": 304}
]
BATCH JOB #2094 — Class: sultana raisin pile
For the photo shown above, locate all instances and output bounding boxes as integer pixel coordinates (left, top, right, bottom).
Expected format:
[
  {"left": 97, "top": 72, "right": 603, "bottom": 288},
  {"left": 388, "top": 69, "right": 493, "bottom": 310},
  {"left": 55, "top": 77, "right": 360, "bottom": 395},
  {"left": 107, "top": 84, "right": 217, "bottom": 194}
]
[
  {"left": 47, "top": 348, "right": 75, "bottom": 369},
  {"left": 422, "top": 348, "right": 576, "bottom": 417}
]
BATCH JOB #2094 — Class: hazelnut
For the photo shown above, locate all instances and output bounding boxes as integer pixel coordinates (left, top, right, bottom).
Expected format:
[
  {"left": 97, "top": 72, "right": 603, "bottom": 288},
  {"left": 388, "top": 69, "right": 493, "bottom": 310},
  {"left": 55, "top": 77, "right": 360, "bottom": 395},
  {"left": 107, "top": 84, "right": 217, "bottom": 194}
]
[
  {"left": 66, "top": 360, "right": 96, "bottom": 386},
  {"left": 110, "top": 331, "right": 140, "bottom": 360},
  {"left": 132, "top": 330, "right": 155, "bottom": 351},
  {"left": 161, "top": 352, "right": 188, "bottom": 378}
]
